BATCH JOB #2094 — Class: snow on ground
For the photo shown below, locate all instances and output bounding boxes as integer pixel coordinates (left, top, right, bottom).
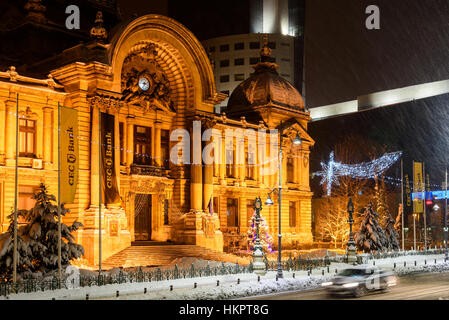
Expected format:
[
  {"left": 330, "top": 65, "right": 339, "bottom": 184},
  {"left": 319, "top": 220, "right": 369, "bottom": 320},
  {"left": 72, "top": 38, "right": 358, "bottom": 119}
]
[{"left": 2, "top": 253, "right": 449, "bottom": 300}]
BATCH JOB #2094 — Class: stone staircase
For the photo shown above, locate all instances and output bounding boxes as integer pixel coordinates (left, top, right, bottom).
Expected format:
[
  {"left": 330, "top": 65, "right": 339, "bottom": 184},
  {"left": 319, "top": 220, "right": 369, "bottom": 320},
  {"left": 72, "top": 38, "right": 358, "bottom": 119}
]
[{"left": 102, "top": 244, "right": 251, "bottom": 269}]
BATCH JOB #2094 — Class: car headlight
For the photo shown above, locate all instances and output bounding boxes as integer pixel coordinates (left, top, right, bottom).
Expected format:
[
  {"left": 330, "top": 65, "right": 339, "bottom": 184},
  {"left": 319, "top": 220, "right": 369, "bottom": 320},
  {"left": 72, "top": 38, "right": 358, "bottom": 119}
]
[
  {"left": 343, "top": 282, "right": 359, "bottom": 288},
  {"left": 321, "top": 282, "right": 333, "bottom": 287}
]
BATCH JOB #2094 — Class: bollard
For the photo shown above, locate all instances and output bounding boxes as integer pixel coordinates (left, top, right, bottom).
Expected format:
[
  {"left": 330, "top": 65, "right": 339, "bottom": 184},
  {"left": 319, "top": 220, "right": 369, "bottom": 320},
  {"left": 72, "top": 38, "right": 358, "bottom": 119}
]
[
  {"left": 194, "top": 282, "right": 197, "bottom": 289},
  {"left": 414, "top": 261, "right": 417, "bottom": 266},
  {"left": 394, "top": 263, "right": 396, "bottom": 269},
  {"left": 86, "top": 294, "right": 89, "bottom": 300},
  {"left": 335, "top": 269, "right": 338, "bottom": 274},
  {"left": 327, "top": 266, "right": 330, "bottom": 273},
  {"left": 276, "top": 275, "right": 279, "bottom": 281},
  {"left": 307, "top": 271, "right": 310, "bottom": 276},
  {"left": 404, "top": 261, "right": 406, "bottom": 267},
  {"left": 237, "top": 278, "right": 240, "bottom": 285},
  {"left": 435, "top": 259, "right": 437, "bottom": 264},
  {"left": 116, "top": 291, "right": 119, "bottom": 298},
  {"left": 257, "top": 276, "right": 260, "bottom": 282},
  {"left": 144, "top": 288, "right": 147, "bottom": 294},
  {"left": 425, "top": 260, "right": 427, "bottom": 265},
  {"left": 322, "top": 270, "right": 325, "bottom": 276},
  {"left": 292, "top": 273, "right": 295, "bottom": 279},
  {"left": 217, "top": 280, "right": 220, "bottom": 286},
  {"left": 373, "top": 261, "right": 376, "bottom": 266},
  {"left": 170, "top": 285, "right": 173, "bottom": 291}
]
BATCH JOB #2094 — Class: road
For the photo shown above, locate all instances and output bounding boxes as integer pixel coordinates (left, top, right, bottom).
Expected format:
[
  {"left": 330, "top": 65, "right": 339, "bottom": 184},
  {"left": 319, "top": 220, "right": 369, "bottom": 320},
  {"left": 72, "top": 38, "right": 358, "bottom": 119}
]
[{"left": 242, "top": 272, "right": 449, "bottom": 300}]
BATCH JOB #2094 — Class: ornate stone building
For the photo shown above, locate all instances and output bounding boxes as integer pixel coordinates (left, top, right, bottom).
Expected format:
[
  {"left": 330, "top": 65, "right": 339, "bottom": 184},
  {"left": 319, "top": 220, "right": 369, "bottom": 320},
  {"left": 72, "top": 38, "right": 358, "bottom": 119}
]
[{"left": 0, "top": 4, "right": 314, "bottom": 264}]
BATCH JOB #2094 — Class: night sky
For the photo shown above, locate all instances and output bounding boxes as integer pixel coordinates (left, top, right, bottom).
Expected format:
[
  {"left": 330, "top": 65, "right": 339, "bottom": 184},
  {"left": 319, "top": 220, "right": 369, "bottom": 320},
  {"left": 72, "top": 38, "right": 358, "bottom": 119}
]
[{"left": 306, "top": 0, "right": 449, "bottom": 108}]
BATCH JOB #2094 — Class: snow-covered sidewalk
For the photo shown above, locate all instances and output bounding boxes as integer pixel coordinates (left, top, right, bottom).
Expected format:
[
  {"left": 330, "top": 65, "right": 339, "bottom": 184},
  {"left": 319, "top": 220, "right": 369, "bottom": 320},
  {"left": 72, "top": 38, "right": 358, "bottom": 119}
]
[{"left": 2, "top": 253, "right": 449, "bottom": 300}]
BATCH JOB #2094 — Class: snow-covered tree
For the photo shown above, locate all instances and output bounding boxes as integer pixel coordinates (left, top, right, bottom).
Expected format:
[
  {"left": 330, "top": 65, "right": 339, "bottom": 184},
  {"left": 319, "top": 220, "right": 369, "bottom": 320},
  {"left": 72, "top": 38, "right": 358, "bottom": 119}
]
[
  {"left": 0, "top": 184, "right": 84, "bottom": 279},
  {"left": 384, "top": 211, "right": 400, "bottom": 251},
  {"left": 247, "top": 212, "right": 273, "bottom": 253},
  {"left": 355, "top": 202, "right": 388, "bottom": 253}
]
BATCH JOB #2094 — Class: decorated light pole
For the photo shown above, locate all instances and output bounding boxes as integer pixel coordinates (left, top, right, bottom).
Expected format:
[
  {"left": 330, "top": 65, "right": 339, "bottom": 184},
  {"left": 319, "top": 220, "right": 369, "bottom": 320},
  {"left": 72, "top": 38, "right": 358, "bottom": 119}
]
[
  {"left": 346, "top": 198, "right": 357, "bottom": 264},
  {"left": 253, "top": 197, "right": 267, "bottom": 276}
]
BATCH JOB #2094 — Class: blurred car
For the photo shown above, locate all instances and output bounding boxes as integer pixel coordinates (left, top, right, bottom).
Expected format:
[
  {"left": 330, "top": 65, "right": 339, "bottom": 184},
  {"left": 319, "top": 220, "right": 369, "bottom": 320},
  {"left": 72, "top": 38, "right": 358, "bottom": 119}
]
[{"left": 321, "top": 265, "right": 397, "bottom": 298}]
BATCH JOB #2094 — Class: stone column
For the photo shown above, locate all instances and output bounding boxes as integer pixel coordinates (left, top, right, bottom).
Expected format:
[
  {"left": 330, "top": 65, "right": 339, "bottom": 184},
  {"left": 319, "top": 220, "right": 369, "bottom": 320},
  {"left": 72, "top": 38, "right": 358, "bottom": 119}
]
[
  {"left": 281, "top": 154, "right": 287, "bottom": 186},
  {"left": 36, "top": 110, "right": 43, "bottom": 159},
  {"left": 190, "top": 124, "right": 202, "bottom": 211},
  {"left": 126, "top": 119, "right": 134, "bottom": 167},
  {"left": 237, "top": 136, "right": 245, "bottom": 185},
  {"left": 0, "top": 101, "right": 6, "bottom": 163},
  {"left": 154, "top": 122, "right": 162, "bottom": 167},
  {"left": 203, "top": 139, "right": 214, "bottom": 211},
  {"left": 43, "top": 107, "right": 53, "bottom": 165},
  {"left": 5, "top": 100, "right": 17, "bottom": 165},
  {"left": 219, "top": 134, "right": 226, "bottom": 185},
  {"left": 151, "top": 126, "right": 155, "bottom": 166},
  {"left": 90, "top": 105, "right": 100, "bottom": 207}
]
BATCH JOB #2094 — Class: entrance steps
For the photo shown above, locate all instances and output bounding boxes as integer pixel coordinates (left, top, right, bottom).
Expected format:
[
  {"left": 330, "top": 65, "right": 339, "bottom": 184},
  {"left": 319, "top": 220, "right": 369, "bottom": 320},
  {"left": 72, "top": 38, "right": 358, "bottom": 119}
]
[{"left": 102, "top": 245, "right": 251, "bottom": 269}]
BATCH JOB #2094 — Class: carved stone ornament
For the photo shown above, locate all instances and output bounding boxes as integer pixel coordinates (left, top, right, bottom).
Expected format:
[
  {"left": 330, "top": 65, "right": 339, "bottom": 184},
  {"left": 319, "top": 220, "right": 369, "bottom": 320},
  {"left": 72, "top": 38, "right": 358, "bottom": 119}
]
[
  {"left": 89, "top": 95, "right": 124, "bottom": 113},
  {"left": 121, "top": 43, "right": 174, "bottom": 113}
]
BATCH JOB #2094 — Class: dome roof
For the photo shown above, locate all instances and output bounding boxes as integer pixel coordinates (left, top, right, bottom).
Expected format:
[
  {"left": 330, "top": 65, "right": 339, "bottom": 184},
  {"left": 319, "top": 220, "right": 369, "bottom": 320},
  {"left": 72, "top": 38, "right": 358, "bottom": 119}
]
[{"left": 227, "top": 36, "right": 305, "bottom": 118}]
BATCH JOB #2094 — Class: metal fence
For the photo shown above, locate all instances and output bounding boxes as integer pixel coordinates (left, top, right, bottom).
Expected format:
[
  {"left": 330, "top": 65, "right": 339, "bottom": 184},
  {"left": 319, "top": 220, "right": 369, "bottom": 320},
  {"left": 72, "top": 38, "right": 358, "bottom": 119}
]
[{"left": 0, "top": 262, "right": 253, "bottom": 296}]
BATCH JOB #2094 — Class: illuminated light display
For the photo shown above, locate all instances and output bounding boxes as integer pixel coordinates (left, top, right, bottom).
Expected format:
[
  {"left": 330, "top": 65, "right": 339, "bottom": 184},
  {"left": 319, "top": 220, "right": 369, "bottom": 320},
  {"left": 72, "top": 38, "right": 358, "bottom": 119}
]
[{"left": 315, "top": 151, "right": 403, "bottom": 196}]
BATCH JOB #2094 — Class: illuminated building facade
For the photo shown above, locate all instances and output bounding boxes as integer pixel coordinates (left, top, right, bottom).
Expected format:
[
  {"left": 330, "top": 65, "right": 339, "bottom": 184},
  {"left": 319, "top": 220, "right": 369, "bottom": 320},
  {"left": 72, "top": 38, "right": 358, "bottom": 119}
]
[{"left": 0, "top": 1, "right": 313, "bottom": 265}]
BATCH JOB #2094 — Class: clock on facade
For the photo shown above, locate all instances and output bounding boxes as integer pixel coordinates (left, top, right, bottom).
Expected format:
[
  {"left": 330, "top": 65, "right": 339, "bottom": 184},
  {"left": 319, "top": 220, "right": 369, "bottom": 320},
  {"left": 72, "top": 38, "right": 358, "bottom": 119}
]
[{"left": 138, "top": 77, "right": 150, "bottom": 91}]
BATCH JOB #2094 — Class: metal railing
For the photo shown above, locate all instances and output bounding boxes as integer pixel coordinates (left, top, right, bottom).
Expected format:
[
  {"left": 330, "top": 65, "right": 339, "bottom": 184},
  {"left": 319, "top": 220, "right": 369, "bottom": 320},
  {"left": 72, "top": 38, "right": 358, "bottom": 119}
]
[{"left": 0, "top": 262, "right": 253, "bottom": 296}]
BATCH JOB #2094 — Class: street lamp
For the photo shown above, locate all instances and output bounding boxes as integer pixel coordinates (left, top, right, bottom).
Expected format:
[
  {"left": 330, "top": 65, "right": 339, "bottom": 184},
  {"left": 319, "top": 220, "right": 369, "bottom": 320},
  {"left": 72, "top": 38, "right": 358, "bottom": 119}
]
[
  {"left": 252, "top": 197, "right": 267, "bottom": 276},
  {"left": 346, "top": 198, "right": 357, "bottom": 264},
  {"left": 264, "top": 122, "right": 302, "bottom": 279}
]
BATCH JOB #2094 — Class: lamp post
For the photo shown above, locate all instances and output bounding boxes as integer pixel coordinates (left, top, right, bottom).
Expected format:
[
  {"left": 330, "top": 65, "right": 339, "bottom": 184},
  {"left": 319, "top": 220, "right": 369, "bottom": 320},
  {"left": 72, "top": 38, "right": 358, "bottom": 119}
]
[
  {"left": 346, "top": 198, "right": 357, "bottom": 264},
  {"left": 252, "top": 197, "right": 267, "bottom": 276},
  {"left": 445, "top": 167, "right": 448, "bottom": 261},
  {"left": 265, "top": 124, "right": 302, "bottom": 279}
]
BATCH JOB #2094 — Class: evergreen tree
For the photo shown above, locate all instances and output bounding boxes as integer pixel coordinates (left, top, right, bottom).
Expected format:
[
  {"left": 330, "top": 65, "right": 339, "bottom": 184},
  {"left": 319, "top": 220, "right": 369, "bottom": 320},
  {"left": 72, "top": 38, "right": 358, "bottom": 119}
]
[
  {"left": 384, "top": 211, "right": 400, "bottom": 251},
  {"left": 355, "top": 202, "right": 388, "bottom": 253},
  {"left": 0, "top": 184, "right": 84, "bottom": 279},
  {"left": 247, "top": 212, "right": 274, "bottom": 253}
]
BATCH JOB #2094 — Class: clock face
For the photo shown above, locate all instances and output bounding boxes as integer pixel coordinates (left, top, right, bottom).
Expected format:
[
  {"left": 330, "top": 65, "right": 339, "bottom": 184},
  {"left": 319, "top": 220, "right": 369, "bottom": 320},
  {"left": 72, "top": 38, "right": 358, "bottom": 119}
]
[{"left": 138, "top": 77, "right": 150, "bottom": 91}]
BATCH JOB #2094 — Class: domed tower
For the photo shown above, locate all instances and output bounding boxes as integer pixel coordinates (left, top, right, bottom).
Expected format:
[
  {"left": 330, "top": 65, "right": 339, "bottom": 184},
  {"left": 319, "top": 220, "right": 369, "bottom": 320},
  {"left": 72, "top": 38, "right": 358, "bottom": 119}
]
[
  {"left": 227, "top": 35, "right": 315, "bottom": 246},
  {"left": 227, "top": 35, "right": 307, "bottom": 127}
]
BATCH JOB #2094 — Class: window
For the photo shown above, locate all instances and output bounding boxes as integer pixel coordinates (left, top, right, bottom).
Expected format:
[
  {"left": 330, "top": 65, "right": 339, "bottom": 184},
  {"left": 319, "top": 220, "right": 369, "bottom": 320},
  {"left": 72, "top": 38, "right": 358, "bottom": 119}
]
[
  {"left": 119, "top": 122, "right": 125, "bottom": 165},
  {"left": 245, "top": 151, "right": 255, "bottom": 180},
  {"left": 18, "top": 185, "right": 38, "bottom": 213},
  {"left": 234, "top": 74, "right": 245, "bottom": 81},
  {"left": 161, "top": 129, "right": 170, "bottom": 168},
  {"left": 287, "top": 157, "right": 294, "bottom": 183},
  {"left": 234, "top": 58, "right": 244, "bottom": 66},
  {"left": 208, "top": 46, "right": 216, "bottom": 53},
  {"left": 227, "top": 198, "right": 239, "bottom": 227},
  {"left": 213, "top": 197, "right": 219, "bottom": 215},
  {"left": 220, "top": 75, "right": 230, "bottom": 83},
  {"left": 249, "top": 57, "right": 259, "bottom": 65},
  {"left": 249, "top": 42, "right": 260, "bottom": 49},
  {"left": 247, "top": 199, "right": 254, "bottom": 227},
  {"left": 134, "top": 125, "right": 152, "bottom": 165},
  {"left": 226, "top": 148, "right": 234, "bottom": 177},
  {"left": 234, "top": 42, "right": 244, "bottom": 50},
  {"left": 19, "top": 119, "right": 36, "bottom": 158},
  {"left": 163, "top": 199, "right": 169, "bottom": 225},
  {"left": 289, "top": 201, "right": 297, "bottom": 228},
  {"left": 268, "top": 41, "right": 276, "bottom": 49},
  {"left": 220, "top": 59, "right": 229, "bottom": 67},
  {"left": 220, "top": 44, "right": 229, "bottom": 52}
]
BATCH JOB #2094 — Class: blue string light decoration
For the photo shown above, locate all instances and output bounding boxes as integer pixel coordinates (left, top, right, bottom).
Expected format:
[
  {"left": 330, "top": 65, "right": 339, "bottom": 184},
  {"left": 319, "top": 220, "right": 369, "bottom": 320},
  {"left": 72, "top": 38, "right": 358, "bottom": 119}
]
[{"left": 314, "top": 151, "right": 403, "bottom": 196}]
